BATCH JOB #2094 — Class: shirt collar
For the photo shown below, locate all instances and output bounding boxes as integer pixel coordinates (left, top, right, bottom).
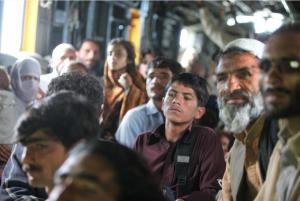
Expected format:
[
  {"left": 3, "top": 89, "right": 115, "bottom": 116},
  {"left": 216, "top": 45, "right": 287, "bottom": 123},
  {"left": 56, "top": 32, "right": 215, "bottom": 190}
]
[
  {"left": 147, "top": 123, "right": 193, "bottom": 145},
  {"left": 146, "top": 99, "right": 161, "bottom": 115}
]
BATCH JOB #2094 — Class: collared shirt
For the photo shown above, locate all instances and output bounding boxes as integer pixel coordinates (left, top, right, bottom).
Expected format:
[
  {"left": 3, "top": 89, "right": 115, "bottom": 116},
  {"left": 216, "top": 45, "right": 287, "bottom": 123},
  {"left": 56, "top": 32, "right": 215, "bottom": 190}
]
[
  {"left": 218, "top": 115, "right": 266, "bottom": 201},
  {"left": 134, "top": 124, "right": 225, "bottom": 201},
  {"left": 254, "top": 117, "right": 300, "bottom": 201},
  {"left": 115, "top": 99, "right": 164, "bottom": 147},
  {"left": 235, "top": 115, "right": 265, "bottom": 201}
]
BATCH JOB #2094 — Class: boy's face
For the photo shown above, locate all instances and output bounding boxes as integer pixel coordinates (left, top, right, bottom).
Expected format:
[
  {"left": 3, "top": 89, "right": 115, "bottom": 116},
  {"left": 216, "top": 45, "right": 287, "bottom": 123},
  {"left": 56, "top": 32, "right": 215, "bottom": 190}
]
[
  {"left": 21, "top": 130, "right": 67, "bottom": 190},
  {"left": 162, "top": 81, "right": 205, "bottom": 125}
]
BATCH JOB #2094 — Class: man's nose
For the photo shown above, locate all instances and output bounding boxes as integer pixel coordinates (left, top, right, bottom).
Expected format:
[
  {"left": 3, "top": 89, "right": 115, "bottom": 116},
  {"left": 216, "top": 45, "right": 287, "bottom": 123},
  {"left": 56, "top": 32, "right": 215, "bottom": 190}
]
[
  {"left": 88, "top": 51, "right": 96, "bottom": 59},
  {"left": 264, "top": 63, "right": 282, "bottom": 86},
  {"left": 21, "top": 147, "right": 34, "bottom": 165},
  {"left": 226, "top": 75, "right": 241, "bottom": 93}
]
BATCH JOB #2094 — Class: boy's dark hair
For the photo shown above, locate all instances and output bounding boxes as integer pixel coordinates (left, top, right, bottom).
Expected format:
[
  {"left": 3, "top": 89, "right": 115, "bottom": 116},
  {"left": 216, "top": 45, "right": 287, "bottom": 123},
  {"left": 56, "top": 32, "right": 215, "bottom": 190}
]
[
  {"left": 17, "top": 91, "right": 100, "bottom": 150},
  {"left": 47, "top": 72, "right": 103, "bottom": 116},
  {"left": 147, "top": 57, "right": 184, "bottom": 75},
  {"left": 171, "top": 72, "right": 209, "bottom": 106},
  {"left": 70, "top": 140, "right": 165, "bottom": 201}
]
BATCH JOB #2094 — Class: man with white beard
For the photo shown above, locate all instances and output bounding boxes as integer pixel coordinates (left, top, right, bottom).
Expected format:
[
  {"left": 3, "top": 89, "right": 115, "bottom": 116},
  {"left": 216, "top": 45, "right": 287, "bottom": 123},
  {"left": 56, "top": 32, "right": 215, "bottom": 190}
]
[{"left": 216, "top": 38, "right": 278, "bottom": 201}]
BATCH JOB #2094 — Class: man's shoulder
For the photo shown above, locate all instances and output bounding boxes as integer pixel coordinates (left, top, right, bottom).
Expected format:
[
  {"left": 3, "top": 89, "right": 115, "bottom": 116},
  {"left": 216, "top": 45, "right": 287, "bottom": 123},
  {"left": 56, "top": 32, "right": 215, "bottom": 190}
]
[
  {"left": 192, "top": 125, "right": 216, "bottom": 138},
  {"left": 125, "top": 103, "right": 148, "bottom": 117}
]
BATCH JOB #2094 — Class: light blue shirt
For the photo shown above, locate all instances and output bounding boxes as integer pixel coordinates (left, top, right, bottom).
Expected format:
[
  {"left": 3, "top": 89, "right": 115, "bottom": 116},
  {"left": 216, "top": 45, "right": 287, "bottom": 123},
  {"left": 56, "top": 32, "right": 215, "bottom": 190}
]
[{"left": 115, "top": 99, "right": 164, "bottom": 148}]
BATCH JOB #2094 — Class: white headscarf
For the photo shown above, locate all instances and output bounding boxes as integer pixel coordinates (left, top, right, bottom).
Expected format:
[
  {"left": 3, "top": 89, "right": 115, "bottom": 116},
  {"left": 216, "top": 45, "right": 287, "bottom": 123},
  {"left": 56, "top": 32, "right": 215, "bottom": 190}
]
[{"left": 11, "top": 57, "right": 41, "bottom": 106}]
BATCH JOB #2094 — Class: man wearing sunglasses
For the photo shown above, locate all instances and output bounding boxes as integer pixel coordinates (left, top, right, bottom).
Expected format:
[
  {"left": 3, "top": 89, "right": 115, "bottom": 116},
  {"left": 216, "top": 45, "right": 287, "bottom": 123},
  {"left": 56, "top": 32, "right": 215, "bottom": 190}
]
[
  {"left": 255, "top": 23, "right": 300, "bottom": 201},
  {"left": 216, "top": 38, "right": 278, "bottom": 201}
]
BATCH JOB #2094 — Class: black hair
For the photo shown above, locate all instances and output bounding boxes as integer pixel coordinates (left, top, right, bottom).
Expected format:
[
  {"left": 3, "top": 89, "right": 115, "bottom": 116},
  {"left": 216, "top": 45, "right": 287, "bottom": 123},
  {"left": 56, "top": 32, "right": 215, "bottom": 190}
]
[
  {"left": 171, "top": 72, "right": 209, "bottom": 106},
  {"left": 47, "top": 72, "right": 103, "bottom": 116},
  {"left": 271, "top": 22, "right": 300, "bottom": 36},
  {"left": 70, "top": 140, "right": 165, "bottom": 201},
  {"left": 77, "top": 38, "right": 100, "bottom": 51},
  {"left": 17, "top": 91, "right": 100, "bottom": 150},
  {"left": 147, "top": 57, "right": 184, "bottom": 75},
  {"left": 141, "top": 48, "right": 155, "bottom": 59}
]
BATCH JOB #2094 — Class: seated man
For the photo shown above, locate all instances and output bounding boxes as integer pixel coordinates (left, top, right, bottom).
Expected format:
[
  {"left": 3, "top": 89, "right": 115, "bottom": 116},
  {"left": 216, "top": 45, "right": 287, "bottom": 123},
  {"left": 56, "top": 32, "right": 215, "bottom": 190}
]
[
  {"left": 0, "top": 73, "right": 103, "bottom": 201},
  {"left": 134, "top": 73, "right": 225, "bottom": 201},
  {"left": 116, "top": 57, "right": 183, "bottom": 147},
  {"left": 40, "top": 43, "right": 76, "bottom": 94},
  {"left": 17, "top": 91, "right": 100, "bottom": 193},
  {"left": 47, "top": 140, "right": 165, "bottom": 201},
  {"left": 255, "top": 23, "right": 300, "bottom": 201}
]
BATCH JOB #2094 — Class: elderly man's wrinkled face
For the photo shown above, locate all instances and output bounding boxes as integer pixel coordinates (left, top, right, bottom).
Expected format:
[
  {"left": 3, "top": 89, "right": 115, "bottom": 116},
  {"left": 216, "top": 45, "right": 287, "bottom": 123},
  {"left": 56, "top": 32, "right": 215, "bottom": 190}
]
[
  {"left": 47, "top": 152, "right": 119, "bottom": 201},
  {"left": 52, "top": 49, "right": 76, "bottom": 73},
  {"left": 261, "top": 33, "right": 300, "bottom": 118},
  {"left": 216, "top": 52, "right": 263, "bottom": 133}
]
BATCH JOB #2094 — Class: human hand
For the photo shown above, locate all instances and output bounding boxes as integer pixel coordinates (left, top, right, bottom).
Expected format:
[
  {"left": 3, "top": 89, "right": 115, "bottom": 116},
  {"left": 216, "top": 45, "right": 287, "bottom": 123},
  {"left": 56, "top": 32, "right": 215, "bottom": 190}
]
[{"left": 118, "top": 72, "right": 133, "bottom": 90}]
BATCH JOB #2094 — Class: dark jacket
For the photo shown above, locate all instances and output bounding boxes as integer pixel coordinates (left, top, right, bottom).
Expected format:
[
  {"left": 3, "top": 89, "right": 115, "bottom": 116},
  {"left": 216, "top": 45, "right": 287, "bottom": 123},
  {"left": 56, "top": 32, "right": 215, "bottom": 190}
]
[
  {"left": 0, "top": 144, "right": 47, "bottom": 201},
  {"left": 134, "top": 124, "right": 225, "bottom": 201}
]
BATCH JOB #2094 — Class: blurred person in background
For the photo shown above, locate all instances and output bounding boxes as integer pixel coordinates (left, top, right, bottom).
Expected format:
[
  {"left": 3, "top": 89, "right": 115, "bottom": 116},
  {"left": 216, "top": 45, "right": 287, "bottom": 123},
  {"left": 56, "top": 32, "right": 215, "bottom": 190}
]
[
  {"left": 77, "top": 39, "right": 102, "bottom": 77},
  {"left": 40, "top": 43, "right": 76, "bottom": 94},
  {"left": 101, "top": 38, "right": 147, "bottom": 139},
  {"left": 47, "top": 140, "right": 165, "bottom": 201}
]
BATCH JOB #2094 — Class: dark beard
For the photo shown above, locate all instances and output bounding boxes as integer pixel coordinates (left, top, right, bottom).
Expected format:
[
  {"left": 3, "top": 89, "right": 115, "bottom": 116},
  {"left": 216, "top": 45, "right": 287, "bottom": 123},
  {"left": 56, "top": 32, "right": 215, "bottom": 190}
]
[{"left": 265, "top": 82, "right": 300, "bottom": 119}]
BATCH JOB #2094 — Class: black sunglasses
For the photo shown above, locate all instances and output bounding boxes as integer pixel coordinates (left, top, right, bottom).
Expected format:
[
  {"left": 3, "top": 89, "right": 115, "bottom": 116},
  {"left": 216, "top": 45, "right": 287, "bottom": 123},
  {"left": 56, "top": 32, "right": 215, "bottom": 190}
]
[{"left": 260, "top": 58, "right": 300, "bottom": 73}]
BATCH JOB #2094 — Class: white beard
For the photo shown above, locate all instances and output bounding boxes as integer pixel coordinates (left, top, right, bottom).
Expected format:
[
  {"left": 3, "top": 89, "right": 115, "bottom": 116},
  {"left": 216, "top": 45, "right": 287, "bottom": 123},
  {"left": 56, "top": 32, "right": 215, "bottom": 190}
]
[{"left": 218, "top": 93, "right": 264, "bottom": 134}]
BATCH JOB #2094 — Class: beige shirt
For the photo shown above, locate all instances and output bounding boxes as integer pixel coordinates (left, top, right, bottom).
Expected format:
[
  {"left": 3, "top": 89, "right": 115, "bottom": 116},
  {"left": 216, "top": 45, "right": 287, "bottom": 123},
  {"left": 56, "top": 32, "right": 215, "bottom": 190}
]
[
  {"left": 218, "top": 115, "right": 265, "bottom": 201},
  {"left": 254, "top": 117, "right": 300, "bottom": 201}
]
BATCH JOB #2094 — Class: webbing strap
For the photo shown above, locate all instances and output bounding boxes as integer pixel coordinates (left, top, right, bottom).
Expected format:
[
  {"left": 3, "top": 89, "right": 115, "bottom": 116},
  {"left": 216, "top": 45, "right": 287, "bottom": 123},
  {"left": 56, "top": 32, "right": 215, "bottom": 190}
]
[{"left": 175, "top": 126, "right": 198, "bottom": 197}]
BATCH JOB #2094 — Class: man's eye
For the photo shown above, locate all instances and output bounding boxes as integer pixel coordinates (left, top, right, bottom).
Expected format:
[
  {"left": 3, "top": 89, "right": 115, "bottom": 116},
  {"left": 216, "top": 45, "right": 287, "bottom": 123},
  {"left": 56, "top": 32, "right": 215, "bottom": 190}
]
[
  {"left": 288, "top": 60, "right": 300, "bottom": 69},
  {"left": 34, "top": 143, "right": 48, "bottom": 151},
  {"left": 184, "top": 96, "right": 192, "bottom": 101},
  {"left": 236, "top": 70, "right": 251, "bottom": 79},
  {"left": 217, "top": 74, "right": 227, "bottom": 82},
  {"left": 168, "top": 92, "right": 175, "bottom": 98}
]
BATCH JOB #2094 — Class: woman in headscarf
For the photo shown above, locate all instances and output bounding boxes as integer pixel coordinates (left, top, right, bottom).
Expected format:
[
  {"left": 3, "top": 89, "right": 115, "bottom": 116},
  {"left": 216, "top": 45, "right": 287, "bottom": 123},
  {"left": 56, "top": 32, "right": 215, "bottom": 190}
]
[
  {"left": 101, "top": 38, "right": 147, "bottom": 139},
  {"left": 0, "top": 58, "right": 40, "bottom": 179},
  {"left": 10, "top": 57, "right": 41, "bottom": 113}
]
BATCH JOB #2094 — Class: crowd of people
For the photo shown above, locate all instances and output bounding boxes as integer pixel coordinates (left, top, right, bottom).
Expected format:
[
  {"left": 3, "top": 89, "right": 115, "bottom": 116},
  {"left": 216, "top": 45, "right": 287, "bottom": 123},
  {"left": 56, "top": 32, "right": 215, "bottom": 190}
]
[{"left": 0, "top": 22, "right": 300, "bottom": 201}]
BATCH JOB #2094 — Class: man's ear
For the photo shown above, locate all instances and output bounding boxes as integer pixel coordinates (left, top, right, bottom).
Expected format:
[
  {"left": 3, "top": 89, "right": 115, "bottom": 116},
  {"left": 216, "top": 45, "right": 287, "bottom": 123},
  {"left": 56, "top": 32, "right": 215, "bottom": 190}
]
[{"left": 194, "top": 106, "right": 206, "bottom": 120}]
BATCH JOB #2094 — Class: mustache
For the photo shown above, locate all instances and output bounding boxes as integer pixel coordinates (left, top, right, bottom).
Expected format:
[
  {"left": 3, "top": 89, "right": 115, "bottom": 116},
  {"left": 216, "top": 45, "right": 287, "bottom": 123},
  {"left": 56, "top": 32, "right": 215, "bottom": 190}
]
[
  {"left": 223, "top": 90, "right": 250, "bottom": 101},
  {"left": 150, "top": 83, "right": 166, "bottom": 90},
  {"left": 264, "top": 87, "right": 291, "bottom": 95},
  {"left": 23, "top": 164, "right": 42, "bottom": 173}
]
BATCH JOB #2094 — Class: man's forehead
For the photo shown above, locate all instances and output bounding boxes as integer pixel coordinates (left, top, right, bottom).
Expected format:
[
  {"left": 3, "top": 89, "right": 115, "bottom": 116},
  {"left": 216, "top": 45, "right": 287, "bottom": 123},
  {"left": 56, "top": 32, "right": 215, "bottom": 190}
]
[
  {"left": 264, "top": 33, "right": 300, "bottom": 58},
  {"left": 216, "top": 53, "right": 259, "bottom": 73},
  {"left": 22, "top": 130, "right": 54, "bottom": 144},
  {"left": 169, "top": 82, "right": 195, "bottom": 94},
  {"left": 82, "top": 41, "right": 99, "bottom": 49},
  {"left": 148, "top": 67, "right": 172, "bottom": 74}
]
